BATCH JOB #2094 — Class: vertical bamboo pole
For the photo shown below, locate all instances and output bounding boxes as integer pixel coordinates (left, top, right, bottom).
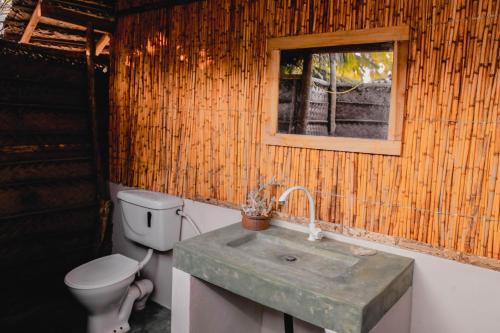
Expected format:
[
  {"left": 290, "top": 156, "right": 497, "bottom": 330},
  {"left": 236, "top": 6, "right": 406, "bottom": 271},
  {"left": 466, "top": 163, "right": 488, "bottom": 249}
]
[
  {"left": 297, "top": 53, "right": 313, "bottom": 134},
  {"left": 87, "top": 22, "right": 112, "bottom": 254}
]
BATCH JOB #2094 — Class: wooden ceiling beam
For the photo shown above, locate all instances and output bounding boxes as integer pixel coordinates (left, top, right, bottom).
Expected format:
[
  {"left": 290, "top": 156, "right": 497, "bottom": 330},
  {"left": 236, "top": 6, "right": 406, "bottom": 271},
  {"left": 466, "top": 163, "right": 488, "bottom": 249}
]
[
  {"left": 30, "top": 36, "right": 86, "bottom": 47},
  {"left": 19, "top": 0, "right": 42, "bottom": 44},
  {"left": 41, "top": 1, "right": 114, "bottom": 33},
  {"left": 95, "top": 33, "right": 110, "bottom": 56}
]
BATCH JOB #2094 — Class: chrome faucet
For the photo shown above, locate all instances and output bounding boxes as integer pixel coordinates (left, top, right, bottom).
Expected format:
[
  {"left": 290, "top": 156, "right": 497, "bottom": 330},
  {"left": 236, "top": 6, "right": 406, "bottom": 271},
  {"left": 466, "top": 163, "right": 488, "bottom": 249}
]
[{"left": 278, "top": 186, "right": 324, "bottom": 241}]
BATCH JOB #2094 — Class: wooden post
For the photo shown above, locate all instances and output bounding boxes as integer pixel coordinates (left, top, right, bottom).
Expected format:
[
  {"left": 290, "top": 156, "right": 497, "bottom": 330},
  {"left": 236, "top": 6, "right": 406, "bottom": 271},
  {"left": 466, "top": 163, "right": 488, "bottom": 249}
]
[
  {"left": 328, "top": 53, "right": 337, "bottom": 135},
  {"left": 288, "top": 79, "right": 297, "bottom": 133},
  {"left": 86, "top": 23, "right": 104, "bottom": 199},
  {"left": 296, "top": 53, "right": 313, "bottom": 134},
  {"left": 86, "top": 22, "right": 111, "bottom": 254}
]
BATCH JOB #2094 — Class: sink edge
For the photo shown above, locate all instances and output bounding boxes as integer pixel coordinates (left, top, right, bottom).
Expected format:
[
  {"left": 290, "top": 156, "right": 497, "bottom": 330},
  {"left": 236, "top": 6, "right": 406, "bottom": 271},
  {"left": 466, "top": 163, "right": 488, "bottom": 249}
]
[
  {"left": 176, "top": 242, "right": 367, "bottom": 333},
  {"left": 173, "top": 224, "right": 414, "bottom": 333}
]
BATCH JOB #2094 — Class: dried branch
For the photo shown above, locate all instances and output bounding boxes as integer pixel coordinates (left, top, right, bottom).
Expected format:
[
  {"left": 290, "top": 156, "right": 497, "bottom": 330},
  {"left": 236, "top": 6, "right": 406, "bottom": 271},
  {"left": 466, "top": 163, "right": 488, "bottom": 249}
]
[
  {"left": 0, "top": 0, "right": 12, "bottom": 36},
  {"left": 242, "top": 177, "right": 277, "bottom": 217}
]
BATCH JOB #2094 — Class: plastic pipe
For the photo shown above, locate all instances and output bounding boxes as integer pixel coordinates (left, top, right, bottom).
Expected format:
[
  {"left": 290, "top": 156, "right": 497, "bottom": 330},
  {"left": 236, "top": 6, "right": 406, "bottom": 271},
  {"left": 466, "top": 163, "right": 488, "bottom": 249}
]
[
  {"left": 138, "top": 248, "right": 153, "bottom": 270},
  {"left": 176, "top": 209, "right": 202, "bottom": 235},
  {"left": 119, "top": 279, "right": 153, "bottom": 321},
  {"left": 133, "top": 279, "right": 154, "bottom": 310}
]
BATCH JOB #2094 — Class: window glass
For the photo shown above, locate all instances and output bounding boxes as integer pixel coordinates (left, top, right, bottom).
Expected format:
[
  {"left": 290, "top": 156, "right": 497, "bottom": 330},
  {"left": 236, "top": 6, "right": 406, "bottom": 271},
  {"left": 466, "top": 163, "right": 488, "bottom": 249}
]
[{"left": 278, "top": 44, "right": 394, "bottom": 139}]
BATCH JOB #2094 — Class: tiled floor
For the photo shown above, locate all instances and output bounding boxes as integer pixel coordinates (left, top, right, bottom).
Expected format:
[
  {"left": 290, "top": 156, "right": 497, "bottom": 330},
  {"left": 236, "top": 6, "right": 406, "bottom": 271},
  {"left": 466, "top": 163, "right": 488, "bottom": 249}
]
[
  {"left": 129, "top": 302, "right": 171, "bottom": 333},
  {"left": 3, "top": 291, "right": 171, "bottom": 333},
  {"left": 16, "top": 299, "right": 170, "bottom": 333},
  {"left": 68, "top": 301, "right": 171, "bottom": 333}
]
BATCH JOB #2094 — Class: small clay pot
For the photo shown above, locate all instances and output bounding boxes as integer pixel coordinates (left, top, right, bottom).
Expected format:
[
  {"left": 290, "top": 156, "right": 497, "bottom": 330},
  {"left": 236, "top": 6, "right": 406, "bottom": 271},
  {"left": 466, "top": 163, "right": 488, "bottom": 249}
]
[{"left": 241, "top": 213, "right": 271, "bottom": 231}]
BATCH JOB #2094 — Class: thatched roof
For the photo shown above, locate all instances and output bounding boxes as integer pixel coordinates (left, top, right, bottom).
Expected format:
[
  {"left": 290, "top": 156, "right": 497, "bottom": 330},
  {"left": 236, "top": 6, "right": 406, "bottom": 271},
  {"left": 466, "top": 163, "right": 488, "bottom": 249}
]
[
  {"left": 1, "top": 0, "right": 206, "bottom": 54},
  {"left": 2, "top": 0, "right": 115, "bottom": 53}
]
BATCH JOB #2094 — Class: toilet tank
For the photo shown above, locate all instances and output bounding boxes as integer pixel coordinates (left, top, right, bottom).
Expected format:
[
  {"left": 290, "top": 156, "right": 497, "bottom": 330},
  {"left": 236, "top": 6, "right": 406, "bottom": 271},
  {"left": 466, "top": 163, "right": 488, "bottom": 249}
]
[{"left": 117, "top": 189, "right": 183, "bottom": 251}]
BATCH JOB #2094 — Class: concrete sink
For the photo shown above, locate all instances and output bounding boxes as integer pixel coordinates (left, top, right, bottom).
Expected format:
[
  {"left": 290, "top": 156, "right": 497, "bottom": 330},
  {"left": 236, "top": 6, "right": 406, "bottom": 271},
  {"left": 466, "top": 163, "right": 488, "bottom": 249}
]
[
  {"left": 227, "top": 232, "right": 359, "bottom": 281},
  {"left": 174, "top": 224, "right": 413, "bottom": 333}
]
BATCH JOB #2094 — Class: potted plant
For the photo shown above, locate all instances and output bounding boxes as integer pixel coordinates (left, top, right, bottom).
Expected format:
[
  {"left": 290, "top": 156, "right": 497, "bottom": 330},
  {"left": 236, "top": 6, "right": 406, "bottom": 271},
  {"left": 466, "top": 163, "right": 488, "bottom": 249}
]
[{"left": 241, "top": 177, "right": 277, "bottom": 231}]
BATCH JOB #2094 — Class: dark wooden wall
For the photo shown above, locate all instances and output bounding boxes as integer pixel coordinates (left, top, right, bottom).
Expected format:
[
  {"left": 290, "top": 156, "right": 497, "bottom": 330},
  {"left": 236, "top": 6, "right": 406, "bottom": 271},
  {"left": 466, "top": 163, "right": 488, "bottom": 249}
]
[{"left": 0, "top": 40, "right": 108, "bottom": 330}]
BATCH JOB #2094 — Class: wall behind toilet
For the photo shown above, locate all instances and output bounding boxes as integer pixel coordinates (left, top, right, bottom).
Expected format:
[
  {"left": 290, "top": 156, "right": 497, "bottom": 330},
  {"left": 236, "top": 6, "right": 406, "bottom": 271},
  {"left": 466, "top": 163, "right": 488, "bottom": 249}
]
[{"left": 110, "top": 182, "right": 241, "bottom": 308}]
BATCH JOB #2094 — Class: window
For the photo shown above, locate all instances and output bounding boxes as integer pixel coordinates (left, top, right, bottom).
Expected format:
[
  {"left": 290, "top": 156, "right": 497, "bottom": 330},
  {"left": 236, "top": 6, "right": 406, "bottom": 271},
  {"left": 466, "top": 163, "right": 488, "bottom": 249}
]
[{"left": 264, "top": 27, "right": 409, "bottom": 155}]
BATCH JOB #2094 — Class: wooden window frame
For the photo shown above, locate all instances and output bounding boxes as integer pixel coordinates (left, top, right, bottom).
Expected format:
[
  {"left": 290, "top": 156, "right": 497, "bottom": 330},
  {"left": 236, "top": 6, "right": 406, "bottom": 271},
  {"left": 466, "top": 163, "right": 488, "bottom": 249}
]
[{"left": 263, "top": 26, "right": 409, "bottom": 156}]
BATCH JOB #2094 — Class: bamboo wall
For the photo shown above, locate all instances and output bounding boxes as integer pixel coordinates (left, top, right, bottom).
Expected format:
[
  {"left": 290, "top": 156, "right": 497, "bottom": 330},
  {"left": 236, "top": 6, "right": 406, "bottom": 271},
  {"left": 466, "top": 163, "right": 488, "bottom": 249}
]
[{"left": 110, "top": 0, "right": 500, "bottom": 260}]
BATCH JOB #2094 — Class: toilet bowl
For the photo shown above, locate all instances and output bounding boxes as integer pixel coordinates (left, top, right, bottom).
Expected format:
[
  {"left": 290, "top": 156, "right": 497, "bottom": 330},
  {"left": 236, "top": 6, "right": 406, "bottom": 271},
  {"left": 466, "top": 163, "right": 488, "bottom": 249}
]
[
  {"left": 65, "top": 190, "right": 183, "bottom": 333},
  {"left": 65, "top": 253, "right": 153, "bottom": 333}
]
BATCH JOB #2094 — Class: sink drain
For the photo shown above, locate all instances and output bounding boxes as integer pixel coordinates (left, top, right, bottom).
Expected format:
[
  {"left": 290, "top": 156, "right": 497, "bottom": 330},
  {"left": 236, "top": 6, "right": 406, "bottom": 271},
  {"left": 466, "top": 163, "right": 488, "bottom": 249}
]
[{"left": 281, "top": 255, "right": 298, "bottom": 262}]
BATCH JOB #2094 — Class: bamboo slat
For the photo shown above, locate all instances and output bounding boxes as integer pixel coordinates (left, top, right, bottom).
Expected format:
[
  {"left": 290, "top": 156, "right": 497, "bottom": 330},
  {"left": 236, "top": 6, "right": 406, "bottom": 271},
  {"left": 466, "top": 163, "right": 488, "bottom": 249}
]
[{"left": 109, "top": 0, "right": 500, "bottom": 260}]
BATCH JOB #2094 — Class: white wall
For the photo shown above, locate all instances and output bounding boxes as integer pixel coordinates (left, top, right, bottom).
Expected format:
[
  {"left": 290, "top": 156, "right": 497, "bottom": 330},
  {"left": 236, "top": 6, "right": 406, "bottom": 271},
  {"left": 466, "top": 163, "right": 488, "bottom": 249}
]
[
  {"left": 272, "top": 220, "right": 500, "bottom": 333},
  {"left": 110, "top": 182, "right": 500, "bottom": 333},
  {"left": 110, "top": 183, "right": 241, "bottom": 308}
]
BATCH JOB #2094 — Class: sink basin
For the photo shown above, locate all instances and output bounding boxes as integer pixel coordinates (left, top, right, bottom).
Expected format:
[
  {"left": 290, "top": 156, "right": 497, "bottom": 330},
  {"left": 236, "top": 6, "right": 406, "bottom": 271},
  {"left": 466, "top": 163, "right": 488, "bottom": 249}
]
[
  {"left": 227, "top": 232, "right": 359, "bottom": 281},
  {"left": 174, "top": 224, "right": 413, "bottom": 333}
]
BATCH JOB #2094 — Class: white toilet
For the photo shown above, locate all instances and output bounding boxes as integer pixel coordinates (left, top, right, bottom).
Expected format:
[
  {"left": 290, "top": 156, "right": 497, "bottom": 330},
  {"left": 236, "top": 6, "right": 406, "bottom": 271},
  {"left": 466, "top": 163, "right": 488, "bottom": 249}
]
[{"left": 65, "top": 190, "right": 183, "bottom": 333}]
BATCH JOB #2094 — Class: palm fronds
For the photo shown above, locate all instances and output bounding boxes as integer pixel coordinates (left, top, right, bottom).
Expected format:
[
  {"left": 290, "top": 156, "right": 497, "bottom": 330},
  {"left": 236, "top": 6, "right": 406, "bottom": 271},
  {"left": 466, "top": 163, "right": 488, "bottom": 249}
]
[{"left": 0, "top": 0, "right": 12, "bottom": 36}]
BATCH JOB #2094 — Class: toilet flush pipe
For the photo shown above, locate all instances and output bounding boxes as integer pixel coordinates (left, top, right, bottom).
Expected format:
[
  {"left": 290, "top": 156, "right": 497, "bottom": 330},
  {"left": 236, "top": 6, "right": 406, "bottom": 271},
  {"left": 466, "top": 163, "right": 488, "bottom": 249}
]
[
  {"left": 118, "top": 279, "right": 154, "bottom": 322},
  {"left": 138, "top": 248, "right": 153, "bottom": 270}
]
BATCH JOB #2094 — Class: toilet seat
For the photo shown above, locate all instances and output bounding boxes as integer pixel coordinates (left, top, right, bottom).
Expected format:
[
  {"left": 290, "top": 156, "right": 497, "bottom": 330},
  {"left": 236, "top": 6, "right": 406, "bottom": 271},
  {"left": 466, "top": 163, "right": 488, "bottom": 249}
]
[{"left": 65, "top": 254, "right": 139, "bottom": 289}]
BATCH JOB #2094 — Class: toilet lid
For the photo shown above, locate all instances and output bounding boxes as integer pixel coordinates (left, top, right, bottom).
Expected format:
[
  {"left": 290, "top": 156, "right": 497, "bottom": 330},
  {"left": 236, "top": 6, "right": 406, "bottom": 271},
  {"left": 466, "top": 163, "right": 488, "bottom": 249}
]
[{"left": 65, "top": 254, "right": 139, "bottom": 289}]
